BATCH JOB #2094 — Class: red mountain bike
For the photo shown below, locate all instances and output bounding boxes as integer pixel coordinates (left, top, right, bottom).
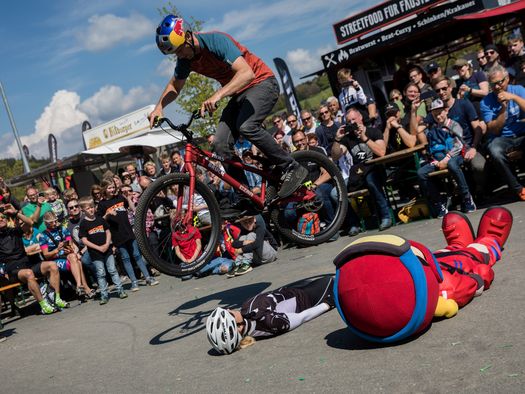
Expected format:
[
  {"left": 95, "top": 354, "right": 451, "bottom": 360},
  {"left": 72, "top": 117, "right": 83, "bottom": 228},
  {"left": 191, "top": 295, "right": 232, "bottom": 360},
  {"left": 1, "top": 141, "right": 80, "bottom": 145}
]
[{"left": 135, "top": 112, "right": 348, "bottom": 276}]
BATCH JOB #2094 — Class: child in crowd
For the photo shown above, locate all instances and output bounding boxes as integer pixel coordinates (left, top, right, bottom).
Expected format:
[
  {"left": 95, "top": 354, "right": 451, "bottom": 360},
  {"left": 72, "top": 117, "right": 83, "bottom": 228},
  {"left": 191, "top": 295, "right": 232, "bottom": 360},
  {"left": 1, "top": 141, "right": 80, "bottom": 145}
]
[
  {"left": 62, "top": 188, "right": 79, "bottom": 204},
  {"left": 228, "top": 215, "right": 278, "bottom": 277},
  {"left": 78, "top": 197, "right": 127, "bottom": 305},
  {"left": 196, "top": 219, "right": 238, "bottom": 277},
  {"left": 45, "top": 188, "right": 68, "bottom": 224},
  {"left": 171, "top": 214, "right": 202, "bottom": 264},
  {"left": 39, "top": 211, "right": 94, "bottom": 298},
  {"left": 417, "top": 99, "right": 476, "bottom": 217},
  {"left": 97, "top": 179, "right": 158, "bottom": 291}
]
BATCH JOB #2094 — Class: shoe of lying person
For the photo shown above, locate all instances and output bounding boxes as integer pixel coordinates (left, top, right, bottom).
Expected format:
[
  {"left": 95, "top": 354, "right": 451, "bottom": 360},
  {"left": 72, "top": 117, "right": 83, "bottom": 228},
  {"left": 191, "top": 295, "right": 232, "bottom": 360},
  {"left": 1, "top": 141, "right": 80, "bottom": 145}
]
[{"left": 476, "top": 206, "right": 513, "bottom": 248}]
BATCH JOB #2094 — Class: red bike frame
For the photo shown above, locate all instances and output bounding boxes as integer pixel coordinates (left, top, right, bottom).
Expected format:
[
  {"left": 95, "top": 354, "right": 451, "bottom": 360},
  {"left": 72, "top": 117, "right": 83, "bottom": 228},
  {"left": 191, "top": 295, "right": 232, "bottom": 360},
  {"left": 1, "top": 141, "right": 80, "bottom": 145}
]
[{"left": 175, "top": 142, "right": 315, "bottom": 226}]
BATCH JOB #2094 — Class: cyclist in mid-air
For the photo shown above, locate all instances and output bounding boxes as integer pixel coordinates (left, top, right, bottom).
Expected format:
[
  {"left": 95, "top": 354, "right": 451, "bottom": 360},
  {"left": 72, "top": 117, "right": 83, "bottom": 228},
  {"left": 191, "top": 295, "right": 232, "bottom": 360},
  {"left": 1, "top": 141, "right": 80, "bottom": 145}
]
[{"left": 150, "top": 15, "right": 308, "bottom": 212}]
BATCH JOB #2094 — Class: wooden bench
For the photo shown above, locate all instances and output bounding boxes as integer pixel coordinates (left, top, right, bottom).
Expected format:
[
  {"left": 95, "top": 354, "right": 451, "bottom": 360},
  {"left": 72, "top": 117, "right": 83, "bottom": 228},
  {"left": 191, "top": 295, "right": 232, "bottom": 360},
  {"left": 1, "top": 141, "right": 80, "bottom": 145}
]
[
  {"left": 428, "top": 169, "right": 449, "bottom": 177},
  {"left": 0, "top": 282, "right": 22, "bottom": 294}
]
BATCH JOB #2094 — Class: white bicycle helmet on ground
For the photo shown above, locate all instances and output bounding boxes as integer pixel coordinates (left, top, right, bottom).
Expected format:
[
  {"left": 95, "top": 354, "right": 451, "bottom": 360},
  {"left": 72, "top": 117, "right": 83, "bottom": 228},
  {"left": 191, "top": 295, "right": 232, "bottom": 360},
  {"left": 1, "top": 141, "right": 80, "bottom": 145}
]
[{"left": 206, "top": 307, "right": 241, "bottom": 354}]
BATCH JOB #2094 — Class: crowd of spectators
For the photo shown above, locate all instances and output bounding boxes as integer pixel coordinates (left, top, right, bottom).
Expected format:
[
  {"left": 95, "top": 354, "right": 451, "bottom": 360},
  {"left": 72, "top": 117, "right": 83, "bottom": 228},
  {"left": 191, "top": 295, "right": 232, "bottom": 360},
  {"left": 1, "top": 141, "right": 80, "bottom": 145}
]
[{"left": 1, "top": 32, "right": 525, "bottom": 329}]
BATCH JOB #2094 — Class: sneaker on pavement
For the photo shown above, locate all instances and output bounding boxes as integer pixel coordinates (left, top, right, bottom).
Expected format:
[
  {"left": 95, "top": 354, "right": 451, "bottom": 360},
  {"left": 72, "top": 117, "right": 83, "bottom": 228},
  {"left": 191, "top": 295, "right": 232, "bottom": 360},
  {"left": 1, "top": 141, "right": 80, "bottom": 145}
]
[
  {"left": 40, "top": 300, "right": 55, "bottom": 315},
  {"left": 476, "top": 206, "right": 513, "bottom": 248},
  {"left": 119, "top": 291, "right": 128, "bottom": 299},
  {"left": 146, "top": 278, "right": 159, "bottom": 286},
  {"left": 442, "top": 211, "right": 475, "bottom": 248},
  {"left": 348, "top": 226, "right": 360, "bottom": 237},
  {"left": 379, "top": 218, "right": 392, "bottom": 231},
  {"left": 53, "top": 295, "right": 70, "bottom": 309},
  {"left": 436, "top": 202, "right": 448, "bottom": 218},
  {"left": 278, "top": 163, "right": 309, "bottom": 199},
  {"left": 519, "top": 187, "right": 525, "bottom": 201},
  {"left": 100, "top": 297, "right": 109, "bottom": 305},
  {"left": 131, "top": 283, "right": 140, "bottom": 292},
  {"left": 461, "top": 194, "right": 476, "bottom": 213},
  {"left": 235, "top": 264, "right": 253, "bottom": 276},
  {"left": 226, "top": 266, "right": 239, "bottom": 278}
]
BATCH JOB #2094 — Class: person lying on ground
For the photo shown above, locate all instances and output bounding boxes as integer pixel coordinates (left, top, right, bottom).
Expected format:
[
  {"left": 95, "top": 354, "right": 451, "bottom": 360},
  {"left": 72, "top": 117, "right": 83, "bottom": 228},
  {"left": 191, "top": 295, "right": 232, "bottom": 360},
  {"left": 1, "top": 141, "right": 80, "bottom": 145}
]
[{"left": 206, "top": 276, "right": 335, "bottom": 354}]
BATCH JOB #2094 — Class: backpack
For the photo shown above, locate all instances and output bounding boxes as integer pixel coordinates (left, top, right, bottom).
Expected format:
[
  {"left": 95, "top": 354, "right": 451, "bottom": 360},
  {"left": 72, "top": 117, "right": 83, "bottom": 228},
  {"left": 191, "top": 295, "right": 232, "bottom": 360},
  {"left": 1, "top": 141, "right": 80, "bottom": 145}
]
[{"left": 297, "top": 212, "right": 320, "bottom": 235}]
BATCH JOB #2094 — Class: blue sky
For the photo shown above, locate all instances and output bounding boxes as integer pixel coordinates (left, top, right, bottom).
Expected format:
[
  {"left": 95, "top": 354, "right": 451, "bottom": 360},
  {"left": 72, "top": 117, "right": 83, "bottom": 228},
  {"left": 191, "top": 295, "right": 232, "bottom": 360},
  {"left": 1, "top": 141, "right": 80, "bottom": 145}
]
[{"left": 0, "top": 0, "right": 378, "bottom": 159}]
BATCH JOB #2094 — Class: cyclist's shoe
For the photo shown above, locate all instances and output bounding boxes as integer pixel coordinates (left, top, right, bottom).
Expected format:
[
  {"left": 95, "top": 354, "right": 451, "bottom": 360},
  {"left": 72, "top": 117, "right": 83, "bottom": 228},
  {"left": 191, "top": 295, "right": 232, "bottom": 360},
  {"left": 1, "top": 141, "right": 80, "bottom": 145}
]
[
  {"left": 476, "top": 206, "right": 513, "bottom": 248},
  {"left": 39, "top": 300, "right": 55, "bottom": 315},
  {"left": 278, "top": 163, "right": 309, "bottom": 199}
]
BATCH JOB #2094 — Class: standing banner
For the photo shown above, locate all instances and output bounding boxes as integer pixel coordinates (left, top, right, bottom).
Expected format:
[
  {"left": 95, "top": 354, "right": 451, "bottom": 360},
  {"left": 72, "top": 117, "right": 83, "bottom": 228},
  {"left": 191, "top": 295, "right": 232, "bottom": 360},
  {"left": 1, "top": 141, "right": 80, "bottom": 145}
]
[
  {"left": 48, "top": 133, "right": 58, "bottom": 163},
  {"left": 273, "top": 58, "right": 302, "bottom": 124}
]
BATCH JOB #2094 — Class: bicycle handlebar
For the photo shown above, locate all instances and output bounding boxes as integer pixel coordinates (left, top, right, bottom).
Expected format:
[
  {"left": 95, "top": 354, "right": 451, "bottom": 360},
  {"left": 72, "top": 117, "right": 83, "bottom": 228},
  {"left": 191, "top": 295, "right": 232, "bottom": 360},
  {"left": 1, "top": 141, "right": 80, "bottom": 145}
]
[{"left": 154, "top": 110, "right": 202, "bottom": 142}]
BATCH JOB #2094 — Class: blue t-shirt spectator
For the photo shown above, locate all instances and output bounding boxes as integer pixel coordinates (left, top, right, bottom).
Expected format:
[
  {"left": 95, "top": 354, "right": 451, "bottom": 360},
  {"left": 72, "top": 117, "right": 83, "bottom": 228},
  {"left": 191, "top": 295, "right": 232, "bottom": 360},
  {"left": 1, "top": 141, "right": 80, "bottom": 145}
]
[{"left": 480, "top": 84, "right": 525, "bottom": 137}]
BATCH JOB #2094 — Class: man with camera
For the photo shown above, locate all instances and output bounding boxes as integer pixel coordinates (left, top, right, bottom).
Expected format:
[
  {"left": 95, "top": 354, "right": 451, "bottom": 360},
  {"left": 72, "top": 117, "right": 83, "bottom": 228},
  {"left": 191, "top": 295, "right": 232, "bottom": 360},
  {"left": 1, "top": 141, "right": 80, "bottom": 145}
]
[
  {"left": 21, "top": 186, "right": 52, "bottom": 232},
  {"left": 332, "top": 108, "right": 392, "bottom": 232}
]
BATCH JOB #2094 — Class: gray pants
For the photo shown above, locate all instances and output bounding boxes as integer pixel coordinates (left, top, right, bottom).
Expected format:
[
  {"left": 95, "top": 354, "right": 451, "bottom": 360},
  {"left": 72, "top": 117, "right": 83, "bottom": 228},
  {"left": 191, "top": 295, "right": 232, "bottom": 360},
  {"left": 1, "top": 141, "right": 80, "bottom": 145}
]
[
  {"left": 238, "top": 233, "right": 277, "bottom": 265},
  {"left": 213, "top": 77, "right": 293, "bottom": 175},
  {"left": 466, "top": 150, "right": 487, "bottom": 194}
]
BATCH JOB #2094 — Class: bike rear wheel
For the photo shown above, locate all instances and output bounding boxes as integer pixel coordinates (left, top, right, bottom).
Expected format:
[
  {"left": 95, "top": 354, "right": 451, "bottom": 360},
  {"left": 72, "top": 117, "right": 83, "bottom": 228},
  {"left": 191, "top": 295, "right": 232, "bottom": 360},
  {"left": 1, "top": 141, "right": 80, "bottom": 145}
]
[
  {"left": 270, "top": 150, "right": 348, "bottom": 245},
  {"left": 135, "top": 173, "right": 221, "bottom": 276}
]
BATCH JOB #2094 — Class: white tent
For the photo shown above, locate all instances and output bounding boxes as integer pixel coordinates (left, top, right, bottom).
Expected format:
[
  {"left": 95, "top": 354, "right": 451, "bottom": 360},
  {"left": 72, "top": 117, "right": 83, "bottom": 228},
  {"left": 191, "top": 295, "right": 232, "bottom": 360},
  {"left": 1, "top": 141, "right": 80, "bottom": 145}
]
[{"left": 82, "top": 129, "right": 183, "bottom": 155}]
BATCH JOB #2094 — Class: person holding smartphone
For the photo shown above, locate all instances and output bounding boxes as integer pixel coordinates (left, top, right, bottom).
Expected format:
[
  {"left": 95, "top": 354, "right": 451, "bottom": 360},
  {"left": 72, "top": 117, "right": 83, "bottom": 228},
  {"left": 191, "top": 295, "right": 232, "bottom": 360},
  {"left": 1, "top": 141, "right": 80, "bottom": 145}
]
[{"left": 21, "top": 186, "right": 53, "bottom": 232}]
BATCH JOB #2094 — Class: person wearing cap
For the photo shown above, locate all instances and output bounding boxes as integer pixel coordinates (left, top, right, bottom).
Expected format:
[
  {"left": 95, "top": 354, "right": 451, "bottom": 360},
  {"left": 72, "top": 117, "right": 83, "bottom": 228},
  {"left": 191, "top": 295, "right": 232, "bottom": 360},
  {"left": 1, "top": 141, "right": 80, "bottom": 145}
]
[
  {"left": 506, "top": 32, "right": 525, "bottom": 86},
  {"left": 484, "top": 44, "right": 502, "bottom": 70},
  {"left": 426, "top": 61, "right": 443, "bottom": 81},
  {"left": 383, "top": 102, "right": 416, "bottom": 153},
  {"left": 416, "top": 98, "right": 476, "bottom": 217},
  {"left": 480, "top": 65, "right": 525, "bottom": 201},
  {"left": 426, "top": 61, "right": 456, "bottom": 91},
  {"left": 416, "top": 76, "right": 486, "bottom": 199},
  {"left": 454, "top": 58, "right": 489, "bottom": 113}
]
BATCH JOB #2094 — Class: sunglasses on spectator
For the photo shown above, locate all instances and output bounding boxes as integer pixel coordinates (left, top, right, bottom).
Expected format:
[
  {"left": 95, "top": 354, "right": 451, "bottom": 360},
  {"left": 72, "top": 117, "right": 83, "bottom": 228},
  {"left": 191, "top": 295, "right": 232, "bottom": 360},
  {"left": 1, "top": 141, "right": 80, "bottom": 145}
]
[
  {"left": 301, "top": 116, "right": 312, "bottom": 121},
  {"left": 273, "top": 119, "right": 282, "bottom": 125},
  {"left": 67, "top": 204, "right": 79, "bottom": 209},
  {"left": 477, "top": 55, "right": 486, "bottom": 61},
  {"left": 287, "top": 118, "right": 297, "bottom": 123},
  {"left": 320, "top": 110, "right": 330, "bottom": 115},
  {"left": 490, "top": 76, "right": 507, "bottom": 87},
  {"left": 391, "top": 95, "right": 402, "bottom": 101},
  {"left": 485, "top": 50, "right": 496, "bottom": 55}
]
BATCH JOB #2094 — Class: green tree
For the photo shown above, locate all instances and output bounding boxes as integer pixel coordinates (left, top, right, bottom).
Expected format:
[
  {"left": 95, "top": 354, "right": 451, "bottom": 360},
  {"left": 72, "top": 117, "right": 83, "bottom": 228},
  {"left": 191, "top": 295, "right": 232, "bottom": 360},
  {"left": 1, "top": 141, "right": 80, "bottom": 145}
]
[{"left": 158, "top": 3, "right": 228, "bottom": 137}]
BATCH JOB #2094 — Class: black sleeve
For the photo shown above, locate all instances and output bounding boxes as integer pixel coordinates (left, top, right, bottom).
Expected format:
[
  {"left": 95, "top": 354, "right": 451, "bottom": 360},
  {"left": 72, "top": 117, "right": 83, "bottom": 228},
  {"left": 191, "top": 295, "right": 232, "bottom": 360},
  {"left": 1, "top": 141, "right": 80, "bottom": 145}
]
[
  {"left": 241, "top": 221, "right": 265, "bottom": 254},
  {"left": 78, "top": 221, "right": 87, "bottom": 239},
  {"left": 365, "top": 127, "right": 383, "bottom": 141}
]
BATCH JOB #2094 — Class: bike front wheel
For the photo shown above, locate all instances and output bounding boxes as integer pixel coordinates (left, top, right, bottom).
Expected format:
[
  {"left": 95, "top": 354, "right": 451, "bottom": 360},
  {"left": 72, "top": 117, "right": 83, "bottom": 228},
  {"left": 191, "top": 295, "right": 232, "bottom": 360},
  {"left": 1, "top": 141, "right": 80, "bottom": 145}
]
[
  {"left": 135, "top": 173, "right": 221, "bottom": 276},
  {"left": 270, "top": 150, "right": 348, "bottom": 245}
]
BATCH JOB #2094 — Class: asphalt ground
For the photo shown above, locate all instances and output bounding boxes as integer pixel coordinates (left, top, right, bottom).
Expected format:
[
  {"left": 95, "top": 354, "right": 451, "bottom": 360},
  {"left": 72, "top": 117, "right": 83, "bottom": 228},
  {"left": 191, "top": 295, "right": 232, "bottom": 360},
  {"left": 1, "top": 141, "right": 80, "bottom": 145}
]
[{"left": 1, "top": 202, "right": 524, "bottom": 393}]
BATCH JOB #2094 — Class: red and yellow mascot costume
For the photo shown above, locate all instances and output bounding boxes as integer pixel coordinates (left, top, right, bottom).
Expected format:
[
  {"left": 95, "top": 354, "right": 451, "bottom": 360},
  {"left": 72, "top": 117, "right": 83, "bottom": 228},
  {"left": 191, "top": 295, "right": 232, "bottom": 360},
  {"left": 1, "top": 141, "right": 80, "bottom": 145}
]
[{"left": 334, "top": 207, "right": 513, "bottom": 343}]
